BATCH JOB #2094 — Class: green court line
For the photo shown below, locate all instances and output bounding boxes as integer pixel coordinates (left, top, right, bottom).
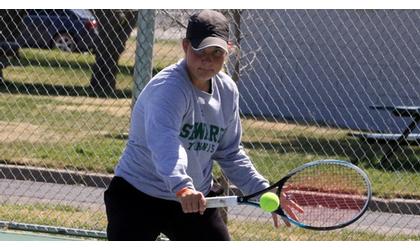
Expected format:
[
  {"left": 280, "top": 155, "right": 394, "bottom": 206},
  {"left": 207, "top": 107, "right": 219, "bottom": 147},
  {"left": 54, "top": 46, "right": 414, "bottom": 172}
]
[{"left": 0, "top": 230, "right": 75, "bottom": 241}]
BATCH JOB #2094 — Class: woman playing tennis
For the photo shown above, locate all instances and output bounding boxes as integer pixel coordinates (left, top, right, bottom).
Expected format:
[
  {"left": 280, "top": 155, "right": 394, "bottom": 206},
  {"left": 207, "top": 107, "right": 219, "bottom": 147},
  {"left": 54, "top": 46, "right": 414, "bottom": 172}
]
[{"left": 104, "top": 10, "right": 300, "bottom": 241}]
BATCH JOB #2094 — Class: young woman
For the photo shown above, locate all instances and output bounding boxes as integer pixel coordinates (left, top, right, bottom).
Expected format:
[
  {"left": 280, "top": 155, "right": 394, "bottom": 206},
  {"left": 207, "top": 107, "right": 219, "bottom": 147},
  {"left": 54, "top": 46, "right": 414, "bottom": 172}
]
[{"left": 104, "top": 10, "right": 293, "bottom": 241}]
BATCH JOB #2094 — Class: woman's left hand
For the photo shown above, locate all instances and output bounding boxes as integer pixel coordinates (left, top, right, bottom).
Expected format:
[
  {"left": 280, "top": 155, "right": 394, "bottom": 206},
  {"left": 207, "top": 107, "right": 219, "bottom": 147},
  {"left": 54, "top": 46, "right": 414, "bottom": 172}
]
[{"left": 271, "top": 187, "right": 304, "bottom": 228}]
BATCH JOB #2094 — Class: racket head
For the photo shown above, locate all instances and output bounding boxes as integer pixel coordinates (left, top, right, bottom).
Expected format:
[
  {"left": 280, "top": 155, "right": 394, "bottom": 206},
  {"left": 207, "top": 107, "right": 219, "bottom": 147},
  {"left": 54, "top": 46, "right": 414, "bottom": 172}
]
[{"left": 276, "top": 159, "right": 372, "bottom": 230}]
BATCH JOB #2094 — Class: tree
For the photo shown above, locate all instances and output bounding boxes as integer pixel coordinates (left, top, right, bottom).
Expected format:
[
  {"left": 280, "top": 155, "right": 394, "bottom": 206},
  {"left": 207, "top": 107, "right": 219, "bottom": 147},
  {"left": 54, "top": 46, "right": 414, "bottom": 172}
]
[{"left": 90, "top": 10, "right": 138, "bottom": 95}]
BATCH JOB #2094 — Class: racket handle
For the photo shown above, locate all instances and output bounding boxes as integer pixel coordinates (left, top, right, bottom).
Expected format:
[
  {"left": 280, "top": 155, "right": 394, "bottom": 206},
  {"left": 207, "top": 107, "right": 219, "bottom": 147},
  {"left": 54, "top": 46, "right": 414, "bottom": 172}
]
[{"left": 205, "top": 196, "right": 239, "bottom": 208}]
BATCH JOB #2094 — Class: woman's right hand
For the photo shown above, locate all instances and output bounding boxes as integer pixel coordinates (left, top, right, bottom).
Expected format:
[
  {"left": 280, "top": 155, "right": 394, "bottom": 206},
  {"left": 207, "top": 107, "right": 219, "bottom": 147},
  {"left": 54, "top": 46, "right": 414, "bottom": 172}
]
[{"left": 177, "top": 188, "right": 207, "bottom": 215}]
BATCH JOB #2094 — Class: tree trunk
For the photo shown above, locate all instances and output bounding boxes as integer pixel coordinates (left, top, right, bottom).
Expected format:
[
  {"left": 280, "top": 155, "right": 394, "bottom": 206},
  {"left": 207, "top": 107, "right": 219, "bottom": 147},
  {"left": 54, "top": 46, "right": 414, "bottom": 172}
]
[{"left": 90, "top": 10, "right": 138, "bottom": 95}]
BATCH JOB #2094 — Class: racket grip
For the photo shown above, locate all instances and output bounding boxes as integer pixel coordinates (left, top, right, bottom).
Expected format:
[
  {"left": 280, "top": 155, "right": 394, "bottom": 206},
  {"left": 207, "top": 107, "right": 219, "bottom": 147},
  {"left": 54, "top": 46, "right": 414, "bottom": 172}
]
[{"left": 205, "top": 196, "right": 239, "bottom": 208}]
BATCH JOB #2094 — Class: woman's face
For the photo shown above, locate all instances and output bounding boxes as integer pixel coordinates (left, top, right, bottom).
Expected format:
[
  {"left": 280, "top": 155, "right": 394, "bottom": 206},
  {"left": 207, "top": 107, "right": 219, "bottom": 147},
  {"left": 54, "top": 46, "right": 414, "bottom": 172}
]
[{"left": 182, "top": 39, "right": 227, "bottom": 85}]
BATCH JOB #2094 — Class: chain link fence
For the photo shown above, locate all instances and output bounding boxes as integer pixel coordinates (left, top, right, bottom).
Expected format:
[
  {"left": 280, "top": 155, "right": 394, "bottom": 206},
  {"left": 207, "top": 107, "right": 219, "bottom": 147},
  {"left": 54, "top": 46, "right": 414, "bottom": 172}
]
[{"left": 0, "top": 9, "right": 419, "bottom": 240}]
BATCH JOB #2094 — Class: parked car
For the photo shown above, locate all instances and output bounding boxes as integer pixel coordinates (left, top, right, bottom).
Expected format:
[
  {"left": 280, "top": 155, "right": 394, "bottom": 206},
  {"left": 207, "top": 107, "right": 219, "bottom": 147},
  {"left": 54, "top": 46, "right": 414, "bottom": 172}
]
[{"left": 17, "top": 9, "right": 99, "bottom": 53}]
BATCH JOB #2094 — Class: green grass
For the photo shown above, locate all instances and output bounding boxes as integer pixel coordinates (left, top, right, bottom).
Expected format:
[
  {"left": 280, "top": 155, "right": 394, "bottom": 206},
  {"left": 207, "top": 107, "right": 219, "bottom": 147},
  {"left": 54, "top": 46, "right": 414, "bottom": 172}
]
[
  {"left": 5, "top": 38, "right": 183, "bottom": 93},
  {"left": 0, "top": 94, "right": 129, "bottom": 173},
  {"left": 0, "top": 203, "right": 107, "bottom": 232},
  {"left": 0, "top": 39, "right": 182, "bottom": 173},
  {"left": 7, "top": 48, "right": 132, "bottom": 91}
]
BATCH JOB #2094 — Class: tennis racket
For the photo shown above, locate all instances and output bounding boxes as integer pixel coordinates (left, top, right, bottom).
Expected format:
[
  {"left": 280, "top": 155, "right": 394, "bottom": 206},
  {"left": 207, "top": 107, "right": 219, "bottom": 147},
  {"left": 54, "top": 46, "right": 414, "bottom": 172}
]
[{"left": 206, "top": 159, "right": 372, "bottom": 230}]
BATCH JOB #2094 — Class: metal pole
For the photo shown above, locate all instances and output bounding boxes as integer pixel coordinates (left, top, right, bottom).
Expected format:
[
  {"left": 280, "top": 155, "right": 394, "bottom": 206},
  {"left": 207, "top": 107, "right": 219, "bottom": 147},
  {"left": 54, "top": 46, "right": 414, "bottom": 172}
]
[{"left": 132, "top": 10, "right": 156, "bottom": 107}]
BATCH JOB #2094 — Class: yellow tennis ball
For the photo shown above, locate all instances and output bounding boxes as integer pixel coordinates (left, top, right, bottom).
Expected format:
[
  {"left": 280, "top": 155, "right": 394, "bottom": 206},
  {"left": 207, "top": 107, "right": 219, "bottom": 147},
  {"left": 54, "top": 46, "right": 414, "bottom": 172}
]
[{"left": 259, "top": 192, "right": 280, "bottom": 212}]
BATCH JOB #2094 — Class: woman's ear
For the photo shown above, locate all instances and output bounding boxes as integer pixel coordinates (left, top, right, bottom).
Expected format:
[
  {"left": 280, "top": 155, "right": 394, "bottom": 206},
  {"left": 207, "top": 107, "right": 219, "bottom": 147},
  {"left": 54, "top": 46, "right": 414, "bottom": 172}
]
[
  {"left": 182, "top": 39, "right": 189, "bottom": 54},
  {"left": 227, "top": 41, "right": 236, "bottom": 54}
]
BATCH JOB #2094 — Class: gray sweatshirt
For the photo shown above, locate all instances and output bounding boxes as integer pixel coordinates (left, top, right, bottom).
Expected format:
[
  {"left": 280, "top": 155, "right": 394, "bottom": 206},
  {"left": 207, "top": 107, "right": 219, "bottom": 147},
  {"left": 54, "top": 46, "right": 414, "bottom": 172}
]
[{"left": 115, "top": 59, "right": 269, "bottom": 201}]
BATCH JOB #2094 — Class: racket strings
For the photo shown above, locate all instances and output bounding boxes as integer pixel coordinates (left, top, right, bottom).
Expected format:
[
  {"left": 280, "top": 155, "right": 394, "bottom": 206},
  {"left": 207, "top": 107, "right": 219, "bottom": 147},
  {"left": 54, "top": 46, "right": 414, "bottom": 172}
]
[{"left": 281, "top": 163, "right": 370, "bottom": 228}]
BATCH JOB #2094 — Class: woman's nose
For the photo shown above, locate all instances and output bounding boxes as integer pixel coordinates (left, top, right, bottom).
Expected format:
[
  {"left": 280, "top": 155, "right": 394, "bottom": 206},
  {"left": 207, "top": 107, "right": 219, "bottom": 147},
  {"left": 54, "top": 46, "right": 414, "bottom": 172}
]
[{"left": 201, "top": 53, "right": 213, "bottom": 63}]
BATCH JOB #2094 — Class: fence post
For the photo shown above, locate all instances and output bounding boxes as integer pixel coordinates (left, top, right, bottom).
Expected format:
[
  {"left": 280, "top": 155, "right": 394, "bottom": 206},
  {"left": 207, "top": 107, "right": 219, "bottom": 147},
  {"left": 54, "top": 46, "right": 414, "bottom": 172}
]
[
  {"left": 230, "top": 10, "right": 241, "bottom": 83},
  {"left": 133, "top": 10, "right": 156, "bottom": 106}
]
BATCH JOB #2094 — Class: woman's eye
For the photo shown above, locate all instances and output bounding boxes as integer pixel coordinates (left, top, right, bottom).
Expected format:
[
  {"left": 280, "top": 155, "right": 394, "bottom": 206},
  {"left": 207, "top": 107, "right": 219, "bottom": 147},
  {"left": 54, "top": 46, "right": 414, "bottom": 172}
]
[{"left": 214, "top": 50, "right": 225, "bottom": 57}]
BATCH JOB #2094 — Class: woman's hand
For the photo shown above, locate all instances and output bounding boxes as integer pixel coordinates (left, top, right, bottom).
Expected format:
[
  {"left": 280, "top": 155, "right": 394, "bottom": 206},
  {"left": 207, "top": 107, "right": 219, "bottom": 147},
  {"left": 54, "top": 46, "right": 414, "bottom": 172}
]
[
  {"left": 271, "top": 186, "right": 304, "bottom": 228},
  {"left": 177, "top": 188, "right": 207, "bottom": 215}
]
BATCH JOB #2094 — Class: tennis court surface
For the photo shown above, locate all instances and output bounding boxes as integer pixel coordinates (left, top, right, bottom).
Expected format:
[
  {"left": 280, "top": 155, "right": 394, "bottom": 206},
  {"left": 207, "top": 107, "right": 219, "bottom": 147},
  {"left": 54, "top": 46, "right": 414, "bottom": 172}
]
[{"left": 0, "top": 230, "right": 75, "bottom": 241}]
